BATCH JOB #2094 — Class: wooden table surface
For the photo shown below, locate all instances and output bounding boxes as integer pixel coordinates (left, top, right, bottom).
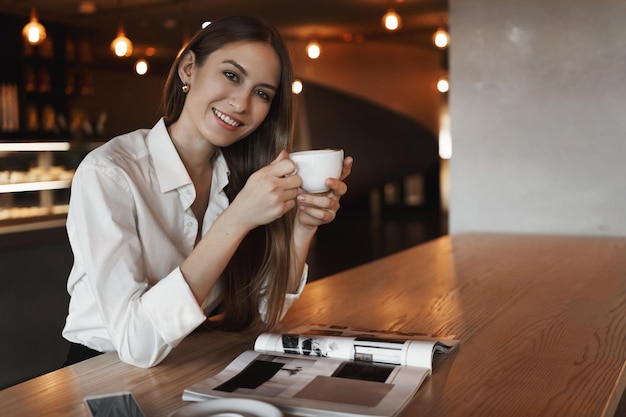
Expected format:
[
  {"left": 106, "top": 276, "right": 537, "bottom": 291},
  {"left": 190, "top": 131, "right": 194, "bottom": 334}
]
[{"left": 2, "top": 233, "right": 626, "bottom": 417}]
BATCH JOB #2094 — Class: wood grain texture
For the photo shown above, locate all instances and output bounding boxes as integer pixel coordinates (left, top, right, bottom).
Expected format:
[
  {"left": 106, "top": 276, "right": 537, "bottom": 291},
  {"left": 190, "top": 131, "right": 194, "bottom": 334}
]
[{"left": 1, "top": 233, "right": 625, "bottom": 417}]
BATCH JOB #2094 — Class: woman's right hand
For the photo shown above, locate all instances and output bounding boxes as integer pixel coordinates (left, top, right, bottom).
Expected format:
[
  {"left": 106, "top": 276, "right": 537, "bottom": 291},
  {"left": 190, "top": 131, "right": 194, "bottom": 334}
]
[{"left": 230, "top": 150, "right": 302, "bottom": 230}]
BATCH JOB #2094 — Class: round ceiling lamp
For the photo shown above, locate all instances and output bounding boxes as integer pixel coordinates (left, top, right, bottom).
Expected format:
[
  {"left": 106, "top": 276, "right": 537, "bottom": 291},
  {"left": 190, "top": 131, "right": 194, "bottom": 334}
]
[
  {"left": 433, "top": 28, "right": 450, "bottom": 48},
  {"left": 135, "top": 58, "right": 149, "bottom": 75},
  {"left": 437, "top": 74, "right": 449, "bottom": 93},
  {"left": 292, "top": 80, "right": 303, "bottom": 94},
  {"left": 382, "top": 9, "right": 402, "bottom": 32},
  {"left": 306, "top": 41, "right": 321, "bottom": 59}
]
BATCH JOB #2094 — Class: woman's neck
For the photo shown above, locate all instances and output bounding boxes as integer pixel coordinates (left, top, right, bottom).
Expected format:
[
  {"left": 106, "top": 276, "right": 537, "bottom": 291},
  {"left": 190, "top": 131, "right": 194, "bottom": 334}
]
[{"left": 167, "top": 120, "right": 217, "bottom": 178}]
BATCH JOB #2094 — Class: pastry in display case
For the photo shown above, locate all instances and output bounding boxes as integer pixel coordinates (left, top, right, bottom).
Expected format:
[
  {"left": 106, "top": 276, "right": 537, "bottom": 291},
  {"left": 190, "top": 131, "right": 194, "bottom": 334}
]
[{"left": 0, "top": 141, "right": 82, "bottom": 233}]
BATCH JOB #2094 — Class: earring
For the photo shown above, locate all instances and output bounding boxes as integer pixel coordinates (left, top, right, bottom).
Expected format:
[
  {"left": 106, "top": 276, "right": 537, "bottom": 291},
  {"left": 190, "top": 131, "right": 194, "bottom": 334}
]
[{"left": 182, "top": 84, "right": 189, "bottom": 93}]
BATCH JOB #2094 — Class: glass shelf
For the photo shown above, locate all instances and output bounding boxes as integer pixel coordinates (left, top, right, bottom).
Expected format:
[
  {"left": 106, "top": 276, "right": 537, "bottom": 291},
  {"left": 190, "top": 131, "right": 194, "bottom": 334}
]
[
  {"left": 0, "top": 142, "right": 71, "bottom": 152},
  {"left": 0, "top": 140, "right": 77, "bottom": 234},
  {"left": 0, "top": 179, "right": 72, "bottom": 193}
]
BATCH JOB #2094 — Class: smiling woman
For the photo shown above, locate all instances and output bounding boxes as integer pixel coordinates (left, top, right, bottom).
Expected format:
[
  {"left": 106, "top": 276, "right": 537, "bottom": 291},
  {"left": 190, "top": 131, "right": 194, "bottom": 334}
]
[
  {"left": 61, "top": 15, "right": 353, "bottom": 368},
  {"left": 172, "top": 41, "right": 281, "bottom": 145}
]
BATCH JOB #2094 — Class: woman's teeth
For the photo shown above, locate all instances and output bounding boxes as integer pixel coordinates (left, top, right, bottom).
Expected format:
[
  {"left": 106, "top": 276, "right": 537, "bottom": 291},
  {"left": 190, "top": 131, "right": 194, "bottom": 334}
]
[{"left": 213, "top": 109, "right": 240, "bottom": 127}]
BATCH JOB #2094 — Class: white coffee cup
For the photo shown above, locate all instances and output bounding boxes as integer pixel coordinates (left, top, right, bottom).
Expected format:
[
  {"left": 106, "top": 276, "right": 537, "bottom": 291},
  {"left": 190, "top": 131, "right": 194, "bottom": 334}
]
[{"left": 289, "top": 149, "right": 344, "bottom": 193}]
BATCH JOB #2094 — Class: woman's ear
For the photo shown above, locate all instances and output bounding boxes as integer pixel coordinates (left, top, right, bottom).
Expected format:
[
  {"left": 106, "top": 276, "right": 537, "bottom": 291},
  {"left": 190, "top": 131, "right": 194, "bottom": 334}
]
[{"left": 177, "top": 50, "right": 196, "bottom": 86}]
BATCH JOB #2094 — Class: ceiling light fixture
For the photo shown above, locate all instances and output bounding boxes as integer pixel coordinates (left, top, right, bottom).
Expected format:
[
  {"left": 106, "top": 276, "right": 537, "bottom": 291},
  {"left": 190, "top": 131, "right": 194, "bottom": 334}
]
[
  {"left": 433, "top": 28, "right": 450, "bottom": 48},
  {"left": 437, "top": 74, "right": 449, "bottom": 93},
  {"left": 382, "top": 9, "right": 402, "bottom": 32},
  {"left": 306, "top": 41, "right": 321, "bottom": 59},
  {"left": 22, "top": 1, "right": 47, "bottom": 45},
  {"left": 135, "top": 58, "right": 149, "bottom": 75},
  {"left": 110, "top": 0, "right": 133, "bottom": 57},
  {"left": 292, "top": 80, "right": 303, "bottom": 94},
  {"left": 111, "top": 30, "right": 133, "bottom": 57}
]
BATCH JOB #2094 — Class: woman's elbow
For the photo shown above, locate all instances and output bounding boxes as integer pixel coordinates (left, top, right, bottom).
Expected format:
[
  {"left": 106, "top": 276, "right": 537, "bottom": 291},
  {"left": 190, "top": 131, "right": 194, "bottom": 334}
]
[{"left": 116, "top": 344, "right": 171, "bottom": 368}]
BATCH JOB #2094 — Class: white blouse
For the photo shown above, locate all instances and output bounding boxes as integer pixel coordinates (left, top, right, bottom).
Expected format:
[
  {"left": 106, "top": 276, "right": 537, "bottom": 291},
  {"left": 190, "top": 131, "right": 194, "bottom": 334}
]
[{"left": 62, "top": 118, "right": 306, "bottom": 368}]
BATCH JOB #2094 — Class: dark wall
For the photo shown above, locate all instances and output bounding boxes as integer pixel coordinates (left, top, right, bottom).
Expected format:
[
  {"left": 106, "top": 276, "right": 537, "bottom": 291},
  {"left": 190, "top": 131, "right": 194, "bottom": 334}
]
[
  {"left": 0, "top": 229, "right": 72, "bottom": 389},
  {"left": 298, "top": 81, "right": 440, "bottom": 208}
]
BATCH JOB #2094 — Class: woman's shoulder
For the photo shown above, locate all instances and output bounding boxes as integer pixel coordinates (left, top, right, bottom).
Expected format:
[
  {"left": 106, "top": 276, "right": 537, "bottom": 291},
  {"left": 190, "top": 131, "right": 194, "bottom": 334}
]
[
  {"left": 84, "top": 118, "right": 168, "bottom": 166},
  {"left": 73, "top": 128, "right": 155, "bottom": 193},
  {"left": 74, "top": 119, "right": 170, "bottom": 188},
  {"left": 85, "top": 128, "right": 151, "bottom": 164}
]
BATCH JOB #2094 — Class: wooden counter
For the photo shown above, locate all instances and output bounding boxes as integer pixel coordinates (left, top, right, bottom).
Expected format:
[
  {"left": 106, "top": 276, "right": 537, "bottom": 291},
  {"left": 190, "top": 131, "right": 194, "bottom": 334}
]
[{"left": 2, "top": 233, "right": 625, "bottom": 416}]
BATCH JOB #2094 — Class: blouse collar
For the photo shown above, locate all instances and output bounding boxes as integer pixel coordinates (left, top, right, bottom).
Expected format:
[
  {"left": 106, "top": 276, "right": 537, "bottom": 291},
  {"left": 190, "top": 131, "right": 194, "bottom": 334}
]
[{"left": 147, "top": 118, "right": 230, "bottom": 194}]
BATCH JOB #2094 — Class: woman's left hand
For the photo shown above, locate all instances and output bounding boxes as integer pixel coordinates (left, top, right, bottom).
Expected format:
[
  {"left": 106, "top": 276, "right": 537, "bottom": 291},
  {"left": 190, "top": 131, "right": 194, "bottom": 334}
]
[{"left": 295, "top": 156, "right": 353, "bottom": 229}]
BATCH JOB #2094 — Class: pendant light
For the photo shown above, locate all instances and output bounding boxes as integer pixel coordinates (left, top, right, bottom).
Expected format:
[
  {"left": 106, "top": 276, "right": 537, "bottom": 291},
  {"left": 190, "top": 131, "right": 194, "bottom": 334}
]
[
  {"left": 382, "top": 9, "right": 402, "bottom": 32},
  {"left": 306, "top": 41, "right": 321, "bottom": 59},
  {"left": 135, "top": 58, "right": 149, "bottom": 75},
  {"left": 433, "top": 28, "right": 450, "bottom": 49},
  {"left": 111, "top": 29, "right": 133, "bottom": 57},
  {"left": 436, "top": 74, "right": 449, "bottom": 93},
  {"left": 110, "top": 0, "right": 133, "bottom": 57},
  {"left": 292, "top": 79, "right": 303, "bottom": 94},
  {"left": 22, "top": 1, "right": 47, "bottom": 45}
]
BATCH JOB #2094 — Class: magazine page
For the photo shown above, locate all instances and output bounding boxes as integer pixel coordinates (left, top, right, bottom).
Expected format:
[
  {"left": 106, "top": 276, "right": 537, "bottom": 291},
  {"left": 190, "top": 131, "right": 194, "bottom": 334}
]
[
  {"left": 183, "top": 350, "right": 429, "bottom": 417},
  {"left": 254, "top": 324, "right": 459, "bottom": 370}
]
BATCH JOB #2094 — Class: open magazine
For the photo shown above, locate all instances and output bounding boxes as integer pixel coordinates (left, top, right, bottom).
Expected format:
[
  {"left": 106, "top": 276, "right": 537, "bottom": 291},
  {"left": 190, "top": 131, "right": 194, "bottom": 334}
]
[{"left": 183, "top": 324, "right": 460, "bottom": 417}]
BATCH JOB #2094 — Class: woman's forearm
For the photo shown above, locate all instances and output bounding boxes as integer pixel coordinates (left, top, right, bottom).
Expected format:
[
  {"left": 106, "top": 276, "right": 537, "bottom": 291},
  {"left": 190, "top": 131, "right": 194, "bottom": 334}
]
[
  {"left": 180, "top": 204, "right": 251, "bottom": 305},
  {"left": 289, "top": 220, "right": 318, "bottom": 293}
]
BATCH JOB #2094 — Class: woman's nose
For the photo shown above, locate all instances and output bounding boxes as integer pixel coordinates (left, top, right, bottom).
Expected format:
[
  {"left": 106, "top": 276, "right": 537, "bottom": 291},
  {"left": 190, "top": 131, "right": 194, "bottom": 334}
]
[{"left": 228, "top": 91, "right": 249, "bottom": 113}]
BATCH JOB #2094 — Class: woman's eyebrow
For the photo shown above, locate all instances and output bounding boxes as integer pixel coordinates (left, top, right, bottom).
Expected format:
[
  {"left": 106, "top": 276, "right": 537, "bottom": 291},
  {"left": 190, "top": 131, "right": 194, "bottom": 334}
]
[
  {"left": 224, "top": 60, "right": 248, "bottom": 76},
  {"left": 223, "top": 59, "right": 278, "bottom": 91}
]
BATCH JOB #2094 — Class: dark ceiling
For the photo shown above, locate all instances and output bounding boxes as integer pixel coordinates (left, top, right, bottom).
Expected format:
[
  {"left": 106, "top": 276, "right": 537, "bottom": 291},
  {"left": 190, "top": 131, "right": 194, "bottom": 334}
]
[{"left": 1, "top": 0, "right": 448, "bottom": 70}]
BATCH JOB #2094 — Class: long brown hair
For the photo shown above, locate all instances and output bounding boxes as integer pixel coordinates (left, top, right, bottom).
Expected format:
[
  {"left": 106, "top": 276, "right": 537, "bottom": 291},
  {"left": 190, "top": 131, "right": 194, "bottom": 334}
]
[{"left": 161, "top": 16, "right": 296, "bottom": 330}]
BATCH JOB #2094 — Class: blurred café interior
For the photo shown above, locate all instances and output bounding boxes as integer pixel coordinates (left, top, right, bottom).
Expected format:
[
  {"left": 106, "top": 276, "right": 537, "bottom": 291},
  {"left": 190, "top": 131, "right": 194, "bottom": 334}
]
[
  {"left": 0, "top": 0, "right": 450, "bottom": 389},
  {"left": 1, "top": 0, "right": 624, "bottom": 392}
]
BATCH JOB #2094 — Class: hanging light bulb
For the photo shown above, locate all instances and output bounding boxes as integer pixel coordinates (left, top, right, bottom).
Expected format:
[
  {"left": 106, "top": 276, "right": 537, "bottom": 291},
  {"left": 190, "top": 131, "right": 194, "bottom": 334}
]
[
  {"left": 306, "top": 41, "right": 321, "bottom": 59},
  {"left": 437, "top": 74, "right": 449, "bottom": 93},
  {"left": 135, "top": 58, "right": 149, "bottom": 75},
  {"left": 22, "top": 2, "right": 47, "bottom": 45},
  {"left": 433, "top": 28, "right": 450, "bottom": 48},
  {"left": 292, "top": 79, "right": 303, "bottom": 94},
  {"left": 111, "top": 28, "right": 133, "bottom": 57},
  {"left": 382, "top": 9, "right": 402, "bottom": 32},
  {"left": 110, "top": 0, "right": 133, "bottom": 57}
]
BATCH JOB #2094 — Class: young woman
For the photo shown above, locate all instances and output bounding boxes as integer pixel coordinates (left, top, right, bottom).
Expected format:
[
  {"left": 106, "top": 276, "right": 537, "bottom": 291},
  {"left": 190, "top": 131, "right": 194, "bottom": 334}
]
[{"left": 62, "top": 15, "right": 352, "bottom": 368}]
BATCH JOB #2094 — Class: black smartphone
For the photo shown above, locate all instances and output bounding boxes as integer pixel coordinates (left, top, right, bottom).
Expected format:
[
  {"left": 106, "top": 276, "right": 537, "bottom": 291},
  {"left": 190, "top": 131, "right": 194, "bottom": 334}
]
[{"left": 84, "top": 392, "right": 146, "bottom": 417}]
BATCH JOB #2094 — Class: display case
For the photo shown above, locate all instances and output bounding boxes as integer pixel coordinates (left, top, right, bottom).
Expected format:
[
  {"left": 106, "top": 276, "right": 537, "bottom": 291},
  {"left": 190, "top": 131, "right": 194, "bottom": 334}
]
[
  {"left": 0, "top": 14, "right": 102, "bottom": 235},
  {"left": 0, "top": 141, "right": 89, "bottom": 234}
]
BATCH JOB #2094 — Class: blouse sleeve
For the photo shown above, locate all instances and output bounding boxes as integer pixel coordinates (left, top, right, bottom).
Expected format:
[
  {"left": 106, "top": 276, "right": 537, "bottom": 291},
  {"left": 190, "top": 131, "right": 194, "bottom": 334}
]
[{"left": 67, "top": 161, "right": 205, "bottom": 368}]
